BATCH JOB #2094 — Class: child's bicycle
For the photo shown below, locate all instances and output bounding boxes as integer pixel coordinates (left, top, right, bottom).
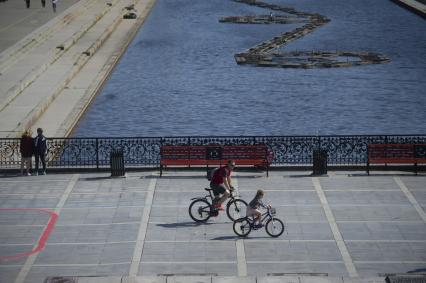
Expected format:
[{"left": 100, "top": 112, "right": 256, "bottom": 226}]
[
  {"left": 233, "top": 206, "right": 284, "bottom": 237},
  {"left": 189, "top": 187, "right": 247, "bottom": 222}
]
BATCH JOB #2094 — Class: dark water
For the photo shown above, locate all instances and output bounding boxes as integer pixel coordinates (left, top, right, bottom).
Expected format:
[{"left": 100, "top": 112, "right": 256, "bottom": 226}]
[{"left": 73, "top": 0, "right": 426, "bottom": 137}]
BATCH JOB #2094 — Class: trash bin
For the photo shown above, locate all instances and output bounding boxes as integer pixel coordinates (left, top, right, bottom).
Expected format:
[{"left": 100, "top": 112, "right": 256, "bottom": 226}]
[
  {"left": 312, "top": 148, "right": 327, "bottom": 175},
  {"left": 110, "top": 149, "right": 125, "bottom": 177}
]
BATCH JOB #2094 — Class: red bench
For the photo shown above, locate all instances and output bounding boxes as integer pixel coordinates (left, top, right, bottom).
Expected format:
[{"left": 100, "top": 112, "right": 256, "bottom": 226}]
[
  {"left": 160, "top": 144, "right": 273, "bottom": 177},
  {"left": 367, "top": 144, "right": 426, "bottom": 175}
]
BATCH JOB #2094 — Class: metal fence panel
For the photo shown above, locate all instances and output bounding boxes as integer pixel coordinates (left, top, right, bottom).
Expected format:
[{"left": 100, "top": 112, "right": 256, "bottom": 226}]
[{"left": 1, "top": 135, "right": 425, "bottom": 169}]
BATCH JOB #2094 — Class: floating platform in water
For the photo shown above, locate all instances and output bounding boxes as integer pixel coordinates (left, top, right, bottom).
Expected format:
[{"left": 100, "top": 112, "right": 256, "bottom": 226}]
[
  {"left": 235, "top": 51, "right": 390, "bottom": 69},
  {"left": 219, "top": 15, "right": 308, "bottom": 24},
  {"left": 223, "top": 0, "right": 389, "bottom": 69}
]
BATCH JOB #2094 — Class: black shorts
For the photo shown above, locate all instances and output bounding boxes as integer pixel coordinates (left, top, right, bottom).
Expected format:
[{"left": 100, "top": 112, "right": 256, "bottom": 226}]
[{"left": 210, "top": 182, "right": 226, "bottom": 196}]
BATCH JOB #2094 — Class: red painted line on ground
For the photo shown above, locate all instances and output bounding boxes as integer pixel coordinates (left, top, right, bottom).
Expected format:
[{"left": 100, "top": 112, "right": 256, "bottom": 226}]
[{"left": 0, "top": 208, "right": 58, "bottom": 262}]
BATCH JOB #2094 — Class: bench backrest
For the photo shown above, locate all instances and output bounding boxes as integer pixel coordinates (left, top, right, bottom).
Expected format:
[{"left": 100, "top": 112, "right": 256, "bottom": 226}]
[
  {"left": 161, "top": 146, "right": 206, "bottom": 160},
  {"left": 368, "top": 144, "right": 426, "bottom": 163},
  {"left": 222, "top": 145, "right": 268, "bottom": 160},
  {"left": 160, "top": 144, "right": 272, "bottom": 163}
]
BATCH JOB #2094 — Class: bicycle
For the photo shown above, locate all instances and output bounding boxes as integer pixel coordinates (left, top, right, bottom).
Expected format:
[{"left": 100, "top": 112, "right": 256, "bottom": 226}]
[
  {"left": 233, "top": 206, "right": 284, "bottom": 237},
  {"left": 188, "top": 187, "right": 248, "bottom": 222}
]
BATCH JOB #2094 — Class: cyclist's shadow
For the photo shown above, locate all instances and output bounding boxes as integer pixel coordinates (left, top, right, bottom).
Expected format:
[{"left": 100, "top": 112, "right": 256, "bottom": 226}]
[
  {"left": 156, "top": 222, "right": 215, "bottom": 228},
  {"left": 210, "top": 235, "right": 272, "bottom": 240}
]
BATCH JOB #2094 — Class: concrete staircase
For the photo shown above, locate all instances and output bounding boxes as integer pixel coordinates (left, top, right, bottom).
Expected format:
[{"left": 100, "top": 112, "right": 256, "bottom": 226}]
[{"left": 0, "top": 0, "right": 157, "bottom": 138}]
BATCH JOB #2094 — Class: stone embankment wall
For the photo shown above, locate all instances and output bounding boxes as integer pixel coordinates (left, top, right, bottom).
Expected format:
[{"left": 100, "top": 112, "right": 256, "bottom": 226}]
[
  {"left": 0, "top": 0, "right": 157, "bottom": 138},
  {"left": 391, "top": 0, "right": 426, "bottom": 19}
]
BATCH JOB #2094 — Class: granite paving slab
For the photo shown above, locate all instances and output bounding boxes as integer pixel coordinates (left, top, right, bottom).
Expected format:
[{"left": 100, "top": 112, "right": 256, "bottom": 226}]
[
  {"left": 0, "top": 171, "right": 425, "bottom": 283},
  {"left": 137, "top": 262, "right": 236, "bottom": 276}
]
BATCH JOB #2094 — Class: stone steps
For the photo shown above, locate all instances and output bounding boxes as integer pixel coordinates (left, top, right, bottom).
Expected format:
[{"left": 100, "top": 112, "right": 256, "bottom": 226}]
[
  {"left": 0, "top": 0, "right": 129, "bottom": 137},
  {"left": 42, "top": 0, "right": 159, "bottom": 137},
  {"left": 0, "top": 0, "right": 157, "bottom": 138},
  {"left": 0, "top": 0, "right": 99, "bottom": 72},
  {"left": 0, "top": 0, "right": 119, "bottom": 114}
]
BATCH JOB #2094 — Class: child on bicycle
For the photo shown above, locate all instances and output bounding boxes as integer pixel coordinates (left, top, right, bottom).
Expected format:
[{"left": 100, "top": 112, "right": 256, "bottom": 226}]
[{"left": 247, "top": 189, "right": 268, "bottom": 228}]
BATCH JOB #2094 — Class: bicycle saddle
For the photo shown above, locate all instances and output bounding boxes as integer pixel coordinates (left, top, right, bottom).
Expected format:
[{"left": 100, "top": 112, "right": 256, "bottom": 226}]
[{"left": 204, "top": 187, "right": 213, "bottom": 191}]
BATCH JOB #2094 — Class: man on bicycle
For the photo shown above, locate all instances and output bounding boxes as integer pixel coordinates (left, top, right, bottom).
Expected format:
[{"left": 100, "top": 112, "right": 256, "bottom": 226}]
[{"left": 210, "top": 160, "right": 235, "bottom": 210}]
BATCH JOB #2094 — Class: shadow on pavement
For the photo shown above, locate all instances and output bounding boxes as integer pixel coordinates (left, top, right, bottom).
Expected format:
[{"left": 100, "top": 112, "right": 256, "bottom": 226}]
[
  {"left": 80, "top": 176, "right": 114, "bottom": 181},
  {"left": 210, "top": 235, "right": 274, "bottom": 240},
  {"left": 156, "top": 221, "right": 215, "bottom": 228},
  {"left": 284, "top": 174, "right": 315, "bottom": 178},
  {"left": 144, "top": 175, "right": 206, "bottom": 179},
  {"left": 210, "top": 235, "right": 239, "bottom": 240},
  {"left": 144, "top": 174, "right": 266, "bottom": 179},
  {"left": 348, "top": 173, "right": 421, "bottom": 177},
  {"left": 0, "top": 174, "right": 22, "bottom": 178},
  {"left": 407, "top": 268, "right": 426, "bottom": 274}
]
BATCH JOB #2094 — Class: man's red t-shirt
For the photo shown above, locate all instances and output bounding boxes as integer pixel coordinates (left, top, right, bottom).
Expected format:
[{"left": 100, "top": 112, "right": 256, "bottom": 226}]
[{"left": 211, "top": 166, "right": 231, "bottom": 185}]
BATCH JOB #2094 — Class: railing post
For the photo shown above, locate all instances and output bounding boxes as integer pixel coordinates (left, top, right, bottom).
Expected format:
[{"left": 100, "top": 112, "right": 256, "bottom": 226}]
[
  {"left": 187, "top": 137, "right": 191, "bottom": 168},
  {"left": 96, "top": 138, "right": 99, "bottom": 170},
  {"left": 318, "top": 135, "right": 322, "bottom": 151},
  {"left": 159, "top": 138, "right": 164, "bottom": 176}
]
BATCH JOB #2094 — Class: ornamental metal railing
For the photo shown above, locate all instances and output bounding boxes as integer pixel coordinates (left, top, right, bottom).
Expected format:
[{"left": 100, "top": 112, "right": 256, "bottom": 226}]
[{"left": 1, "top": 135, "right": 425, "bottom": 169}]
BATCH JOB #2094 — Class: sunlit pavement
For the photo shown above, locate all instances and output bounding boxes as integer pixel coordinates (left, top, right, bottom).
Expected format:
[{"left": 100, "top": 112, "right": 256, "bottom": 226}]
[{"left": 0, "top": 170, "right": 425, "bottom": 282}]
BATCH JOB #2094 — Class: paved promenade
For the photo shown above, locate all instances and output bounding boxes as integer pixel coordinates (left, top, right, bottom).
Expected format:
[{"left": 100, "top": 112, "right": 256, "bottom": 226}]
[
  {"left": 0, "top": 0, "right": 80, "bottom": 51},
  {"left": 0, "top": 0, "right": 157, "bottom": 138},
  {"left": 0, "top": 170, "right": 425, "bottom": 282}
]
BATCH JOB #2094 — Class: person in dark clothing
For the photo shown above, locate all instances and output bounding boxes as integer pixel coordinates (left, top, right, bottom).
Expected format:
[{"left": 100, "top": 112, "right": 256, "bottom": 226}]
[
  {"left": 20, "top": 130, "right": 34, "bottom": 176},
  {"left": 41, "top": 0, "right": 45, "bottom": 7},
  {"left": 52, "top": 0, "right": 57, "bottom": 12},
  {"left": 34, "top": 128, "right": 48, "bottom": 175},
  {"left": 25, "top": 0, "right": 30, "bottom": 8}
]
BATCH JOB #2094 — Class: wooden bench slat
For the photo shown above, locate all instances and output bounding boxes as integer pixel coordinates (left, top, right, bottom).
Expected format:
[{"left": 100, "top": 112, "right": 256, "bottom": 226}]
[
  {"left": 159, "top": 144, "right": 272, "bottom": 176},
  {"left": 369, "top": 158, "right": 417, "bottom": 163},
  {"left": 367, "top": 143, "right": 426, "bottom": 175}
]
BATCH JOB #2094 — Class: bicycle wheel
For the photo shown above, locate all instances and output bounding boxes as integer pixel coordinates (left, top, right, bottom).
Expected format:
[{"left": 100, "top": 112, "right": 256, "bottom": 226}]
[
  {"left": 265, "top": 218, "right": 284, "bottom": 237},
  {"left": 189, "top": 199, "right": 212, "bottom": 222},
  {"left": 226, "top": 199, "right": 248, "bottom": 221},
  {"left": 233, "top": 217, "right": 252, "bottom": 237}
]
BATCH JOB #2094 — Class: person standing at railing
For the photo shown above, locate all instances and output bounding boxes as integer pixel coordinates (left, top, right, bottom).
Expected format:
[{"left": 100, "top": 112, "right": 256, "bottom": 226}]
[
  {"left": 34, "top": 128, "right": 48, "bottom": 175},
  {"left": 20, "top": 130, "right": 34, "bottom": 176},
  {"left": 52, "top": 0, "right": 57, "bottom": 12}
]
